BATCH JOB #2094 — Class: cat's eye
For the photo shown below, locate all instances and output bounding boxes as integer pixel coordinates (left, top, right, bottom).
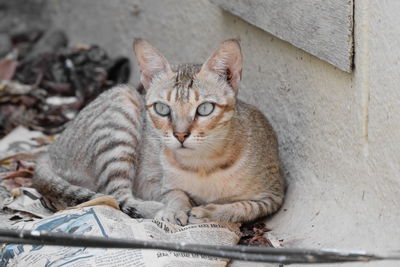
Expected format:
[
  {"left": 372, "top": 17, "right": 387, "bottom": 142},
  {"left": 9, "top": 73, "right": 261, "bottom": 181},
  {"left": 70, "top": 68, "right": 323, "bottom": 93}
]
[
  {"left": 197, "top": 102, "right": 215, "bottom": 116},
  {"left": 154, "top": 102, "right": 171, "bottom": 116}
]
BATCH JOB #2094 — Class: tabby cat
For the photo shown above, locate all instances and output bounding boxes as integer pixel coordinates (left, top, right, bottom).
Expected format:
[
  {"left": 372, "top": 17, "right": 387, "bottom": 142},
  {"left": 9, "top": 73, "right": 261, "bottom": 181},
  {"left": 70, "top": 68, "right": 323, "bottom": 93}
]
[{"left": 33, "top": 39, "right": 285, "bottom": 225}]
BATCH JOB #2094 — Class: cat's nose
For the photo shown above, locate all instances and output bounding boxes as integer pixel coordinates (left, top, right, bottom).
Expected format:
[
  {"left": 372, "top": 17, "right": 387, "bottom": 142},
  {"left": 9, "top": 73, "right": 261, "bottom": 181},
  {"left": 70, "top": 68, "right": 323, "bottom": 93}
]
[{"left": 173, "top": 131, "right": 191, "bottom": 143}]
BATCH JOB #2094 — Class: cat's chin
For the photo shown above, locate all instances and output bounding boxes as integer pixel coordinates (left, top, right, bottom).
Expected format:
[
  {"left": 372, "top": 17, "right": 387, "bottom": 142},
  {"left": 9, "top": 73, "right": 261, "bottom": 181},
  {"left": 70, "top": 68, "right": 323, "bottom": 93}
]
[
  {"left": 175, "top": 146, "right": 195, "bottom": 152},
  {"left": 172, "top": 145, "right": 198, "bottom": 155}
]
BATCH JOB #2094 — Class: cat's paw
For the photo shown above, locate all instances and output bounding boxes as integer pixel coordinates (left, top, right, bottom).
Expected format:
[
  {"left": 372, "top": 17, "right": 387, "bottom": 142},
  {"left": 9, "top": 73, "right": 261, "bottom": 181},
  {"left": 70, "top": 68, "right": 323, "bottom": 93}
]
[
  {"left": 155, "top": 208, "right": 189, "bottom": 226},
  {"left": 120, "top": 201, "right": 143, "bottom": 219},
  {"left": 188, "top": 204, "right": 217, "bottom": 224}
]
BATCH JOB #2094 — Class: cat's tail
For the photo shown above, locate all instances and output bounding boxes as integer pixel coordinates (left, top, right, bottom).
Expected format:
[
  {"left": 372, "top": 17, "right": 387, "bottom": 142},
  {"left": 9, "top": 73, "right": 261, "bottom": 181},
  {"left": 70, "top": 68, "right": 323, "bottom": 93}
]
[
  {"left": 33, "top": 153, "right": 165, "bottom": 218},
  {"left": 32, "top": 154, "right": 100, "bottom": 210}
]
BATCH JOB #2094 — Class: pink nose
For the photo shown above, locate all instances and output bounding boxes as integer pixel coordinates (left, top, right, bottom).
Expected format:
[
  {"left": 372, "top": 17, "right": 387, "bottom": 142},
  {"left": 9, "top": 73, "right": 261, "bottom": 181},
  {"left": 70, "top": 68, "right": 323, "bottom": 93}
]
[{"left": 173, "top": 131, "right": 190, "bottom": 143}]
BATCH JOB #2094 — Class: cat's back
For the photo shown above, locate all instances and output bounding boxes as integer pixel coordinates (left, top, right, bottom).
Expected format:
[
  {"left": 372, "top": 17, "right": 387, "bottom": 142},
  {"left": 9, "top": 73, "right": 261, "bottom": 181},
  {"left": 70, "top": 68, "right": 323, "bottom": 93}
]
[
  {"left": 234, "top": 99, "right": 281, "bottom": 169},
  {"left": 48, "top": 85, "right": 144, "bottom": 179},
  {"left": 235, "top": 99, "right": 277, "bottom": 142}
]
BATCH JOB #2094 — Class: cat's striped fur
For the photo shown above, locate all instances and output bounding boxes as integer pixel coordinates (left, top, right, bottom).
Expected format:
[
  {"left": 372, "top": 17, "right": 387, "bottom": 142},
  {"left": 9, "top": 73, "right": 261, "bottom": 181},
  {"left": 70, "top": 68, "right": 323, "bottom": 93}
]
[
  {"left": 33, "top": 39, "right": 285, "bottom": 224},
  {"left": 34, "top": 86, "right": 163, "bottom": 218}
]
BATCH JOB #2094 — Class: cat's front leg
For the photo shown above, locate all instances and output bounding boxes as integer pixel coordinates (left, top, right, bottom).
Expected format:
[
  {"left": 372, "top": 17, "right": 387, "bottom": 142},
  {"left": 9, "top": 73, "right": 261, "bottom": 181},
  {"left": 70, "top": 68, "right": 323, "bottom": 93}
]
[
  {"left": 155, "top": 189, "right": 192, "bottom": 226},
  {"left": 104, "top": 179, "right": 164, "bottom": 219},
  {"left": 120, "top": 198, "right": 165, "bottom": 219},
  {"left": 188, "top": 195, "right": 284, "bottom": 224}
]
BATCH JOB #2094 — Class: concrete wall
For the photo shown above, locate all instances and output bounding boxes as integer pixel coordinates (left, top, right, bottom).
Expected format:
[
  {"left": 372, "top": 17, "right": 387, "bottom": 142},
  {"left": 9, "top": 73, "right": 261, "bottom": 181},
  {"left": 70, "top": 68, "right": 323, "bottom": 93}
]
[{"left": 47, "top": 1, "right": 400, "bottom": 266}]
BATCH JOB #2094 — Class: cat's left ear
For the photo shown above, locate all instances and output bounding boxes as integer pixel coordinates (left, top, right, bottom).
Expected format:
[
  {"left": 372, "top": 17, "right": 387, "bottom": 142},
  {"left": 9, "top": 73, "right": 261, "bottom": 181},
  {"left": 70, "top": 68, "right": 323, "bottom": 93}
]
[{"left": 200, "top": 39, "right": 242, "bottom": 93}]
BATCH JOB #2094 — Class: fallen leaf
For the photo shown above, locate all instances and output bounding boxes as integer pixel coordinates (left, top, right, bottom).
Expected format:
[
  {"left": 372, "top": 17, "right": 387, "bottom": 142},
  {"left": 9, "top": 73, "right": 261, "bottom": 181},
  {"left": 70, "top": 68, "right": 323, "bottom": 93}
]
[
  {"left": 0, "top": 169, "right": 34, "bottom": 179},
  {"left": 66, "top": 196, "right": 120, "bottom": 210},
  {"left": 0, "top": 59, "right": 18, "bottom": 80}
]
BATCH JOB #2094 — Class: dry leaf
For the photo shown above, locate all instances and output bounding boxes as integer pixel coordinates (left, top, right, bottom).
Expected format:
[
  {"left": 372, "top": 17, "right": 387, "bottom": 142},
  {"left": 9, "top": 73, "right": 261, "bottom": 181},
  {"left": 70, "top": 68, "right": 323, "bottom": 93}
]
[
  {"left": 0, "top": 59, "right": 18, "bottom": 80},
  {"left": 66, "top": 196, "right": 120, "bottom": 210}
]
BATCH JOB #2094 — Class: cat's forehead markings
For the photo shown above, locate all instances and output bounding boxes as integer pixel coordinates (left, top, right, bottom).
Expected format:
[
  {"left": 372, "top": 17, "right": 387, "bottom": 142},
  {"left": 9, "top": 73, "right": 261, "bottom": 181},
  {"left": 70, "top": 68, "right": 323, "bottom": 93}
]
[
  {"left": 171, "top": 64, "right": 202, "bottom": 103},
  {"left": 166, "top": 89, "right": 172, "bottom": 102},
  {"left": 193, "top": 88, "right": 200, "bottom": 101}
]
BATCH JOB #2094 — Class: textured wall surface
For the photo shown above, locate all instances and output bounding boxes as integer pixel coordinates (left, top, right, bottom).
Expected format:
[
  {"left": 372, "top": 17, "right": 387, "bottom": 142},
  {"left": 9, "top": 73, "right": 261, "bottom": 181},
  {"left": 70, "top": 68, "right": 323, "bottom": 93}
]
[
  {"left": 212, "top": 0, "right": 354, "bottom": 72},
  {"left": 47, "top": 1, "right": 400, "bottom": 266}
]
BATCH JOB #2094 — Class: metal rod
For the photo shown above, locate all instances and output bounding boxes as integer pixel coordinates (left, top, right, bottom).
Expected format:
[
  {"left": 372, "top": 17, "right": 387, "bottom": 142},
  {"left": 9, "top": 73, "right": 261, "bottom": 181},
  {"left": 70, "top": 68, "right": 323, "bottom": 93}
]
[{"left": 0, "top": 229, "right": 399, "bottom": 264}]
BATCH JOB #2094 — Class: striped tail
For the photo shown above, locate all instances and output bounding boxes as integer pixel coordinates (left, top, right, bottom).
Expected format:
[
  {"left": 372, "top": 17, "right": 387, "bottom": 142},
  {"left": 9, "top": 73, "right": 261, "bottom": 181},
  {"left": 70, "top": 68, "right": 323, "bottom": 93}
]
[{"left": 33, "top": 154, "right": 100, "bottom": 210}]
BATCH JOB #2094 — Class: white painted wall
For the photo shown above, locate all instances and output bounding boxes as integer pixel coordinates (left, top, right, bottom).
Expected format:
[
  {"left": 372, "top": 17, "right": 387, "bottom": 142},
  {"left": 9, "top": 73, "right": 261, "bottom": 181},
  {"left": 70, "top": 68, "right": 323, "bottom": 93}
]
[
  {"left": 212, "top": 0, "right": 354, "bottom": 72},
  {"left": 47, "top": 1, "right": 400, "bottom": 266}
]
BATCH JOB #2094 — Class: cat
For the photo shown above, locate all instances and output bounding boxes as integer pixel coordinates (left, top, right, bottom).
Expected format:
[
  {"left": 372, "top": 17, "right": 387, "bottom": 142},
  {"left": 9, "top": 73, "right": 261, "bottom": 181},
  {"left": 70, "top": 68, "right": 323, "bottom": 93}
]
[{"left": 33, "top": 38, "right": 285, "bottom": 225}]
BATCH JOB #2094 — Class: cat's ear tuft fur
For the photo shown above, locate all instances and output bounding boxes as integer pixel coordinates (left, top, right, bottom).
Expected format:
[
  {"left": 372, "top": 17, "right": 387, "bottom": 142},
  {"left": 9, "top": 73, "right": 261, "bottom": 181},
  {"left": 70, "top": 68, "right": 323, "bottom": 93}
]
[
  {"left": 133, "top": 38, "right": 172, "bottom": 90},
  {"left": 200, "top": 39, "right": 243, "bottom": 93}
]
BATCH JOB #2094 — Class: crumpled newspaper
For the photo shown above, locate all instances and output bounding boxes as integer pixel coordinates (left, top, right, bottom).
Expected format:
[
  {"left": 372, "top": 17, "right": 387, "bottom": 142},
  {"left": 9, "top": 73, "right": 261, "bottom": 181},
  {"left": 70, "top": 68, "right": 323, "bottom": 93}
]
[{"left": 1, "top": 200, "right": 241, "bottom": 267}]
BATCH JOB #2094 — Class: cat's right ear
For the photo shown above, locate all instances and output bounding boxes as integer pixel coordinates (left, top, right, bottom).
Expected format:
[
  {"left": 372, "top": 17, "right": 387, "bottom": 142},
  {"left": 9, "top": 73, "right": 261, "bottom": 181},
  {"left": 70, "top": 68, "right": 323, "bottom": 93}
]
[{"left": 133, "top": 38, "right": 172, "bottom": 90}]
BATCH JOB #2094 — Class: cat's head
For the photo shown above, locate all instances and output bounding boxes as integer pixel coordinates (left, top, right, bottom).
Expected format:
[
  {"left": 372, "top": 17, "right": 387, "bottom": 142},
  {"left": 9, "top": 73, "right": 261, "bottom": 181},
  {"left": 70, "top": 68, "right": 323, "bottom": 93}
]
[{"left": 133, "top": 38, "right": 242, "bottom": 155}]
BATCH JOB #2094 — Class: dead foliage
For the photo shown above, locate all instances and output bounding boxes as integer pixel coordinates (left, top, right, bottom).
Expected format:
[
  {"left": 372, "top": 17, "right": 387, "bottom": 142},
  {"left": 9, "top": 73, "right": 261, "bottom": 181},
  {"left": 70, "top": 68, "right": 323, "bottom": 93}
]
[
  {"left": 0, "top": 29, "right": 130, "bottom": 138},
  {"left": 239, "top": 221, "right": 274, "bottom": 246}
]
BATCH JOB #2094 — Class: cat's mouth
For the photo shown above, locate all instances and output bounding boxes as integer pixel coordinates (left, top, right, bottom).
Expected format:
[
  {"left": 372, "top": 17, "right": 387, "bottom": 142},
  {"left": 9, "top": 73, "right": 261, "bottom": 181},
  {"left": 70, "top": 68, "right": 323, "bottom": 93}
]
[{"left": 178, "top": 143, "right": 193, "bottom": 150}]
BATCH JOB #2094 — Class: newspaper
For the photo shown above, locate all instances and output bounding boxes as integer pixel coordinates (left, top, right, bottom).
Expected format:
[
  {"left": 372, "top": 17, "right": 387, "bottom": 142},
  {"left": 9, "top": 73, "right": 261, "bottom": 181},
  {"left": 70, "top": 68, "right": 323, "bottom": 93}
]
[
  {"left": 0, "top": 189, "right": 242, "bottom": 267},
  {"left": 3, "top": 187, "right": 56, "bottom": 218}
]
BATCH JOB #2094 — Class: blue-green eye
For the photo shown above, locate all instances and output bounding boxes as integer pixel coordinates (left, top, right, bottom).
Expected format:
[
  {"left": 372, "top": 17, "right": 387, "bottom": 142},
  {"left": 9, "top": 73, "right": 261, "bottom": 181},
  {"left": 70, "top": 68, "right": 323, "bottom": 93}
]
[
  {"left": 154, "top": 102, "right": 170, "bottom": 116},
  {"left": 197, "top": 102, "right": 215, "bottom": 116}
]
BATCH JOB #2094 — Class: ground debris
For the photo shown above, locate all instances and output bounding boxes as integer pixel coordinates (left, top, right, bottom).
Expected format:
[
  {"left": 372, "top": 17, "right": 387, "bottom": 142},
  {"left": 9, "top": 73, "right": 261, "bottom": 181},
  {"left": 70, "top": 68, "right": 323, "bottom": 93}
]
[
  {"left": 0, "top": 130, "right": 52, "bottom": 193},
  {"left": 0, "top": 59, "right": 18, "bottom": 80},
  {"left": 239, "top": 221, "right": 274, "bottom": 247},
  {"left": 0, "top": 29, "right": 130, "bottom": 138},
  {"left": 0, "top": 151, "right": 38, "bottom": 191}
]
